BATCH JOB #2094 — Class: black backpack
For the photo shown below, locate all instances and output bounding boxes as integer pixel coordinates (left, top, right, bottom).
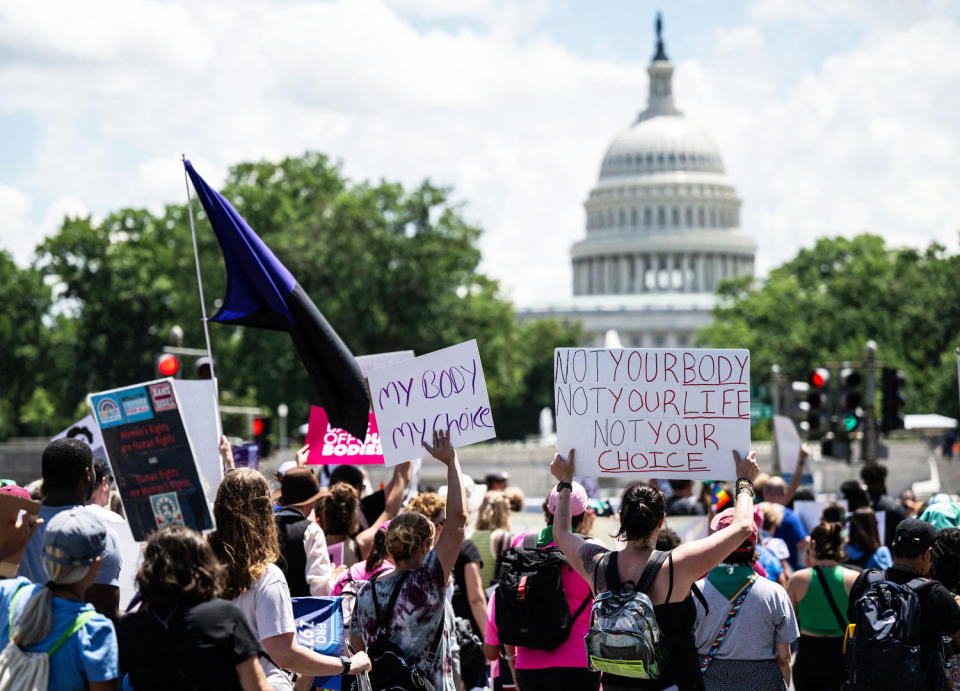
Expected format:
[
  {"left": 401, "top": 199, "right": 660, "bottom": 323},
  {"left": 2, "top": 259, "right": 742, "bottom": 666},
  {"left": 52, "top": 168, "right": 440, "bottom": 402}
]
[
  {"left": 274, "top": 507, "right": 311, "bottom": 597},
  {"left": 494, "top": 533, "right": 591, "bottom": 650},
  {"left": 844, "top": 569, "right": 944, "bottom": 690},
  {"left": 366, "top": 570, "right": 444, "bottom": 691}
]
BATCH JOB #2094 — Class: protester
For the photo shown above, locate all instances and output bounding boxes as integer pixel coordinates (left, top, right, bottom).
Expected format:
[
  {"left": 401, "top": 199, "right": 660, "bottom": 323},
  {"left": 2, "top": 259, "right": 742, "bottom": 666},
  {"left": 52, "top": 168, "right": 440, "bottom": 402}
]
[
  {"left": 0, "top": 508, "right": 118, "bottom": 689},
  {"left": 503, "top": 487, "right": 525, "bottom": 513},
  {"left": 349, "top": 428, "right": 468, "bottom": 691},
  {"left": 819, "top": 501, "right": 846, "bottom": 525},
  {"left": 655, "top": 527, "right": 682, "bottom": 551},
  {"left": 273, "top": 467, "right": 335, "bottom": 597},
  {"left": 209, "top": 468, "right": 371, "bottom": 690},
  {"left": 693, "top": 507, "right": 798, "bottom": 690},
  {"left": 331, "top": 523, "right": 394, "bottom": 595},
  {"left": 328, "top": 465, "right": 383, "bottom": 529},
  {"left": 932, "top": 528, "right": 960, "bottom": 688},
  {"left": 845, "top": 507, "right": 893, "bottom": 570},
  {"left": 472, "top": 491, "right": 513, "bottom": 586},
  {"left": 786, "top": 522, "right": 859, "bottom": 690},
  {"left": 839, "top": 480, "right": 870, "bottom": 512},
  {"left": 549, "top": 448, "right": 761, "bottom": 691},
  {"left": 666, "top": 480, "right": 706, "bottom": 516},
  {"left": 757, "top": 502, "right": 792, "bottom": 578},
  {"left": 846, "top": 518, "right": 960, "bottom": 689},
  {"left": 18, "top": 439, "right": 123, "bottom": 622},
  {"left": 920, "top": 498, "right": 960, "bottom": 531},
  {"left": 899, "top": 489, "right": 919, "bottom": 518},
  {"left": 86, "top": 460, "right": 123, "bottom": 525},
  {"left": 861, "top": 464, "right": 907, "bottom": 547},
  {"left": 118, "top": 526, "right": 270, "bottom": 690},
  {"left": 485, "top": 472, "right": 509, "bottom": 492},
  {"left": 406, "top": 492, "right": 447, "bottom": 529},
  {"left": 484, "top": 480, "right": 599, "bottom": 691}
]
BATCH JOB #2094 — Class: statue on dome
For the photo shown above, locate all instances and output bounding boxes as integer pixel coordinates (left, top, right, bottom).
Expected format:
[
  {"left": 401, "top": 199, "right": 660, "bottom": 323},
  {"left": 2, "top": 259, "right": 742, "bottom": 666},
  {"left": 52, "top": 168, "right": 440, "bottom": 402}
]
[{"left": 653, "top": 11, "right": 669, "bottom": 62}]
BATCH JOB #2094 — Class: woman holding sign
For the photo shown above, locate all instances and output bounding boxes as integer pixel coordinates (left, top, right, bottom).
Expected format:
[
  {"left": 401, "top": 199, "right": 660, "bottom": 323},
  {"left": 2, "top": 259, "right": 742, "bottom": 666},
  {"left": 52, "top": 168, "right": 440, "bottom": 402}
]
[{"left": 550, "top": 448, "right": 761, "bottom": 691}]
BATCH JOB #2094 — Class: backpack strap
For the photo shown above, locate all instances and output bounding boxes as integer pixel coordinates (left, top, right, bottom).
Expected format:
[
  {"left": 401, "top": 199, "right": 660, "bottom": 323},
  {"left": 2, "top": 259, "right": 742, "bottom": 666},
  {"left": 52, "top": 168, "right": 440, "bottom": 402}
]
[
  {"left": 814, "top": 566, "right": 847, "bottom": 634},
  {"left": 47, "top": 610, "right": 98, "bottom": 657},
  {"left": 691, "top": 582, "right": 709, "bottom": 615},
  {"left": 700, "top": 573, "right": 758, "bottom": 674},
  {"left": 7, "top": 583, "right": 31, "bottom": 631},
  {"left": 638, "top": 550, "right": 670, "bottom": 596},
  {"left": 370, "top": 569, "right": 411, "bottom": 638},
  {"left": 423, "top": 605, "right": 446, "bottom": 665},
  {"left": 603, "top": 550, "right": 621, "bottom": 592},
  {"left": 522, "top": 533, "right": 538, "bottom": 550}
]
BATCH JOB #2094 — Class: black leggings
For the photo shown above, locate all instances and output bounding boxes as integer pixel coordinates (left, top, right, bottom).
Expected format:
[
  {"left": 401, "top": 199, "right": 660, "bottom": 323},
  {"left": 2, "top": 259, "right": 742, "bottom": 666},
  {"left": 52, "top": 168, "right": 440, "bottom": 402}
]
[
  {"left": 514, "top": 667, "right": 601, "bottom": 691},
  {"left": 793, "top": 634, "right": 845, "bottom": 691}
]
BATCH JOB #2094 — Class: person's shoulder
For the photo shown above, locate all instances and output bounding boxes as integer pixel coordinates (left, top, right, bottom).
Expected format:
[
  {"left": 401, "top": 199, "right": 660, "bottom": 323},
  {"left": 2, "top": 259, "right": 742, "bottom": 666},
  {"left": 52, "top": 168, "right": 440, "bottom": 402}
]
[
  {"left": 461, "top": 539, "right": 481, "bottom": 560},
  {"left": 0, "top": 576, "right": 34, "bottom": 599},
  {"left": 193, "top": 597, "right": 245, "bottom": 617}
]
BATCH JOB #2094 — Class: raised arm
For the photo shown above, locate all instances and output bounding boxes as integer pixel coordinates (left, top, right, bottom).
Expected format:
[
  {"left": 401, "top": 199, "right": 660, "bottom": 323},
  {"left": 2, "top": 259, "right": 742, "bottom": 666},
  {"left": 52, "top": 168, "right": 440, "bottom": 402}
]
[
  {"left": 550, "top": 449, "right": 609, "bottom": 591},
  {"left": 671, "top": 450, "right": 760, "bottom": 593},
  {"left": 423, "top": 427, "right": 467, "bottom": 579},
  {"left": 355, "top": 461, "right": 412, "bottom": 558},
  {"left": 783, "top": 444, "right": 808, "bottom": 505}
]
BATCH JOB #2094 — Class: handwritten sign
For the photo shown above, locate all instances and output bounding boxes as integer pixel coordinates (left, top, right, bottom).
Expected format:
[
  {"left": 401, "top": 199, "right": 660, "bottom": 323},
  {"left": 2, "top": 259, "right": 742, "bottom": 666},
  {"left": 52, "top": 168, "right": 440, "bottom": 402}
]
[
  {"left": 773, "top": 414, "right": 813, "bottom": 484},
  {"left": 554, "top": 348, "right": 750, "bottom": 479},
  {"left": 368, "top": 340, "right": 496, "bottom": 466},
  {"left": 306, "top": 406, "right": 385, "bottom": 466},
  {"left": 88, "top": 379, "right": 214, "bottom": 541}
]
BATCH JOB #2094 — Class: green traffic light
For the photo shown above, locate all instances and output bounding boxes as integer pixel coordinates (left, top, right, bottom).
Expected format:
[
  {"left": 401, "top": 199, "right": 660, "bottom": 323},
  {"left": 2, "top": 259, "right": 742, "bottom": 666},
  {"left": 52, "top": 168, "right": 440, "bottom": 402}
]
[{"left": 843, "top": 415, "right": 859, "bottom": 432}]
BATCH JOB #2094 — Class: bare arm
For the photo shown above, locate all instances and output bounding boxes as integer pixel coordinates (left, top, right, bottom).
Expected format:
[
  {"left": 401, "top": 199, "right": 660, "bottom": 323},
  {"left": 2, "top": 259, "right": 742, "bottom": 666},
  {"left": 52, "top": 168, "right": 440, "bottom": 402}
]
[
  {"left": 423, "top": 427, "right": 466, "bottom": 579},
  {"left": 219, "top": 435, "right": 235, "bottom": 472},
  {"left": 775, "top": 641, "right": 792, "bottom": 685},
  {"left": 464, "top": 561, "right": 487, "bottom": 636},
  {"left": 349, "top": 633, "right": 365, "bottom": 652},
  {"left": 483, "top": 642, "right": 500, "bottom": 662},
  {"left": 782, "top": 444, "right": 808, "bottom": 505},
  {"left": 262, "top": 633, "right": 371, "bottom": 676},
  {"left": 549, "top": 450, "right": 610, "bottom": 591},
  {"left": 670, "top": 450, "right": 761, "bottom": 593},
  {"left": 235, "top": 656, "right": 272, "bottom": 691},
  {"left": 356, "top": 461, "right": 413, "bottom": 558}
]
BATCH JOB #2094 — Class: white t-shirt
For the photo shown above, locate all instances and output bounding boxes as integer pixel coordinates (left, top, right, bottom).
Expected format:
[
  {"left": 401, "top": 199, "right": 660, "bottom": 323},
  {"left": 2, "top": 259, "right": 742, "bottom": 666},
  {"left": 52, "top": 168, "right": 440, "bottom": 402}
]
[
  {"left": 85, "top": 503, "right": 126, "bottom": 523},
  {"left": 235, "top": 563, "right": 297, "bottom": 690}
]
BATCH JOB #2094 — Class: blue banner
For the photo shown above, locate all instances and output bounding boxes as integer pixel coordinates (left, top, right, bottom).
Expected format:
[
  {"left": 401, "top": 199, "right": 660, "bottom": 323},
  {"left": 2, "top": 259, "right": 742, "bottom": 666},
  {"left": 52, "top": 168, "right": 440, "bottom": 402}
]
[{"left": 291, "top": 596, "right": 344, "bottom": 690}]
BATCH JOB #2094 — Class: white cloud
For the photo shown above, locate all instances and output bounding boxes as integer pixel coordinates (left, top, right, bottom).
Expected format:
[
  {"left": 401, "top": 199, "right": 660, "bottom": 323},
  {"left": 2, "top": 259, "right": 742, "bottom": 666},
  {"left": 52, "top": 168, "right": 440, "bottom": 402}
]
[{"left": 2, "top": 0, "right": 960, "bottom": 310}]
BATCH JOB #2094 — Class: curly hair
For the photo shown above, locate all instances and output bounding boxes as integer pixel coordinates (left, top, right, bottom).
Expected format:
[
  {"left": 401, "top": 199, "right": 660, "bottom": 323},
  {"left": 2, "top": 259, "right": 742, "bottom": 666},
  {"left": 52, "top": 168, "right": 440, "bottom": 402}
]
[
  {"left": 475, "top": 491, "right": 511, "bottom": 531},
  {"left": 386, "top": 511, "right": 435, "bottom": 561},
  {"left": 139, "top": 526, "right": 225, "bottom": 608},
  {"left": 616, "top": 482, "right": 666, "bottom": 542},
  {"left": 319, "top": 482, "right": 359, "bottom": 536},
  {"left": 406, "top": 492, "right": 446, "bottom": 524},
  {"left": 208, "top": 468, "right": 280, "bottom": 599}
]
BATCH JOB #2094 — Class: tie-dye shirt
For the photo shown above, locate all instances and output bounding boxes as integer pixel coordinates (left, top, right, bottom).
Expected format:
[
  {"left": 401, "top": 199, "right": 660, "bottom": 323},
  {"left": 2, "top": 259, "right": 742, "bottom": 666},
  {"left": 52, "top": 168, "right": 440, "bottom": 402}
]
[{"left": 349, "top": 550, "right": 454, "bottom": 691}]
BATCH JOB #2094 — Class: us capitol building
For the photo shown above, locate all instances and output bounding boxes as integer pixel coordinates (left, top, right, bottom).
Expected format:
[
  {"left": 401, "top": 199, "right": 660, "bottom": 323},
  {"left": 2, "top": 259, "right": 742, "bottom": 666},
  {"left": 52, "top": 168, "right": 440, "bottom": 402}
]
[{"left": 522, "top": 17, "right": 756, "bottom": 348}]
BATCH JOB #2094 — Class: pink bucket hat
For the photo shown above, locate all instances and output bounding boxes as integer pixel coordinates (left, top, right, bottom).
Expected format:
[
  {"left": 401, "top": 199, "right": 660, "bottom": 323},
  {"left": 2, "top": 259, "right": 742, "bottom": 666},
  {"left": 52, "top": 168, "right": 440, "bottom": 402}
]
[
  {"left": 547, "top": 481, "right": 589, "bottom": 516},
  {"left": 710, "top": 505, "right": 764, "bottom": 551}
]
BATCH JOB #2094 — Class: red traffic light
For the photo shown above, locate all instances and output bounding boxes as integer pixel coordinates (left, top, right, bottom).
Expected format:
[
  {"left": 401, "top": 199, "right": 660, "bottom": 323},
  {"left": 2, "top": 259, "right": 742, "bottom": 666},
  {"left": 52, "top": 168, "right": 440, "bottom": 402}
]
[
  {"left": 157, "top": 353, "right": 180, "bottom": 377},
  {"left": 808, "top": 368, "right": 829, "bottom": 389},
  {"left": 252, "top": 417, "right": 264, "bottom": 437}
]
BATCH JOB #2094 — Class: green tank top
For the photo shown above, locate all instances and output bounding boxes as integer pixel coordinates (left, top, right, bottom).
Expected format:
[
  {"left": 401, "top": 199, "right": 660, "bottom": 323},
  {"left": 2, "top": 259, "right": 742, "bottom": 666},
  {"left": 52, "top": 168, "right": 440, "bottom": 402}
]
[
  {"left": 797, "top": 565, "right": 850, "bottom": 636},
  {"left": 472, "top": 530, "right": 496, "bottom": 585}
]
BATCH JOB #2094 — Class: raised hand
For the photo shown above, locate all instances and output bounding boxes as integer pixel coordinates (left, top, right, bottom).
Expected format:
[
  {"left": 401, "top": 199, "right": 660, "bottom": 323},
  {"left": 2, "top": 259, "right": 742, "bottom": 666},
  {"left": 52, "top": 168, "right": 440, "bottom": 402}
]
[
  {"left": 550, "top": 448, "right": 575, "bottom": 483},
  {"left": 219, "top": 435, "right": 235, "bottom": 470},
  {"left": 422, "top": 426, "right": 456, "bottom": 465},
  {"left": 733, "top": 449, "right": 760, "bottom": 482},
  {"left": 296, "top": 443, "right": 310, "bottom": 467}
]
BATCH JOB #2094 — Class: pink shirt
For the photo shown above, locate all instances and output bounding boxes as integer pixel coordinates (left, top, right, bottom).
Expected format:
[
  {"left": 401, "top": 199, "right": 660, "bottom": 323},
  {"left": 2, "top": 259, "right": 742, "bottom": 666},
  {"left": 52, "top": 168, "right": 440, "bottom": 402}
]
[
  {"left": 330, "top": 559, "right": 394, "bottom": 596},
  {"left": 484, "top": 533, "right": 593, "bottom": 670}
]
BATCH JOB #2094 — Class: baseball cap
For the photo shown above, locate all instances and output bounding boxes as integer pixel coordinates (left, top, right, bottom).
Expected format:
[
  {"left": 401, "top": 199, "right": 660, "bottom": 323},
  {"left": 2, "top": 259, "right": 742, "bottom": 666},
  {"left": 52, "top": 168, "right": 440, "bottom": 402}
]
[
  {"left": 0, "top": 484, "right": 32, "bottom": 500},
  {"left": 276, "top": 460, "right": 298, "bottom": 477},
  {"left": 280, "top": 468, "right": 324, "bottom": 506},
  {"left": 42, "top": 508, "right": 107, "bottom": 566},
  {"left": 547, "top": 481, "right": 589, "bottom": 516},
  {"left": 710, "top": 506, "right": 764, "bottom": 551},
  {"left": 893, "top": 518, "right": 937, "bottom": 555}
]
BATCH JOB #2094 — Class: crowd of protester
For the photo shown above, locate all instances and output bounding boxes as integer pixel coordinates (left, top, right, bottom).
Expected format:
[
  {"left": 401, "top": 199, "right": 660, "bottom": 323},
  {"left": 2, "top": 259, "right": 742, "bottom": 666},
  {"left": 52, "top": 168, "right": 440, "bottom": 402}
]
[{"left": 6, "top": 433, "right": 960, "bottom": 690}]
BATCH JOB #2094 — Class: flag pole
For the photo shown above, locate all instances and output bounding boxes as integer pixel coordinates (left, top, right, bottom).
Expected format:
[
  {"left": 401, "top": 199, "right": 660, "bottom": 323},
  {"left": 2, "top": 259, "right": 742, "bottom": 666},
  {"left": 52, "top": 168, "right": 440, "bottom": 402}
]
[{"left": 182, "top": 155, "right": 225, "bottom": 447}]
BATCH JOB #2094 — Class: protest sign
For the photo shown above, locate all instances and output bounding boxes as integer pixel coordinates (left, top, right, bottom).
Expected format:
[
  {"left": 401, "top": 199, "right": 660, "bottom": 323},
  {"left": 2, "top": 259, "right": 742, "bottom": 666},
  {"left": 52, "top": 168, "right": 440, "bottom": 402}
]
[
  {"left": 356, "top": 350, "right": 415, "bottom": 377},
  {"left": 88, "top": 379, "right": 214, "bottom": 541},
  {"left": 554, "top": 348, "right": 751, "bottom": 480},
  {"left": 232, "top": 442, "right": 260, "bottom": 470},
  {"left": 0, "top": 494, "right": 40, "bottom": 577},
  {"left": 368, "top": 340, "right": 496, "bottom": 466},
  {"left": 52, "top": 415, "right": 105, "bottom": 459},
  {"left": 773, "top": 414, "right": 813, "bottom": 484},
  {"left": 306, "top": 406, "right": 385, "bottom": 466},
  {"left": 173, "top": 379, "right": 222, "bottom": 492}
]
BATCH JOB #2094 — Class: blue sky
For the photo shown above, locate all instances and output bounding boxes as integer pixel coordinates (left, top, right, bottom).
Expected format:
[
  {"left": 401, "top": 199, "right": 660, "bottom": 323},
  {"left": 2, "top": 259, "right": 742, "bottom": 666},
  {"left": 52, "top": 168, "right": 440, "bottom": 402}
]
[{"left": 2, "top": 0, "right": 959, "bottom": 305}]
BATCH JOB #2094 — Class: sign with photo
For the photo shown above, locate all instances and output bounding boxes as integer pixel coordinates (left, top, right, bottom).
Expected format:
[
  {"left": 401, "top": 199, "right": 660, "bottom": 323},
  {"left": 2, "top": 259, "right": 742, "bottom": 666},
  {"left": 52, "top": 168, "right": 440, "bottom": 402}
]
[{"left": 88, "top": 378, "right": 214, "bottom": 541}]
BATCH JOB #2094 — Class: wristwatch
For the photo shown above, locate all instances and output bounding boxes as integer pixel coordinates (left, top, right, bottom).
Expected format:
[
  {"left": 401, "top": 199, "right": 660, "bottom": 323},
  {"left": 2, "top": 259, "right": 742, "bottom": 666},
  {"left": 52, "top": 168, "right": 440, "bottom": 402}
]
[
  {"left": 556, "top": 481, "right": 573, "bottom": 492},
  {"left": 340, "top": 655, "right": 351, "bottom": 675}
]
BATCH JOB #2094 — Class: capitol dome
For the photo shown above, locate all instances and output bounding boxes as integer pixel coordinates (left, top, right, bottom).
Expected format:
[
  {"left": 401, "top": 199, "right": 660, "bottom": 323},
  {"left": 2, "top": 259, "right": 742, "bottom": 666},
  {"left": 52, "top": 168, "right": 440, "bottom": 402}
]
[{"left": 522, "top": 15, "right": 755, "bottom": 350}]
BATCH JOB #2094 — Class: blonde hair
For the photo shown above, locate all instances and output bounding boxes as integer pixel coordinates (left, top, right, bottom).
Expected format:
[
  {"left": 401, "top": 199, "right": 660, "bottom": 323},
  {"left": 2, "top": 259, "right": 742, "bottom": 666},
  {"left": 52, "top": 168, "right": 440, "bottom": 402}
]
[
  {"left": 209, "top": 468, "right": 281, "bottom": 599},
  {"left": 475, "top": 491, "right": 511, "bottom": 531},
  {"left": 12, "top": 547, "right": 95, "bottom": 649},
  {"left": 758, "top": 501, "right": 784, "bottom": 532},
  {"left": 386, "top": 511, "right": 435, "bottom": 561},
  {"left": 503, "top": 486, "right": 525, "bottom": 512},
  {"left": 406, "top": 492, "right": 446, "bottom": 523}
]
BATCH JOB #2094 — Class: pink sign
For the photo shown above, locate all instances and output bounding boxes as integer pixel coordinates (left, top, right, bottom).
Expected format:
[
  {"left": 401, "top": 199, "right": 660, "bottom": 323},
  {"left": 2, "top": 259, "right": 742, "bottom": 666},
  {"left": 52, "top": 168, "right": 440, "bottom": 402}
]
[{"left": 305, "top": 406, "right": 385, "bottom": 466}]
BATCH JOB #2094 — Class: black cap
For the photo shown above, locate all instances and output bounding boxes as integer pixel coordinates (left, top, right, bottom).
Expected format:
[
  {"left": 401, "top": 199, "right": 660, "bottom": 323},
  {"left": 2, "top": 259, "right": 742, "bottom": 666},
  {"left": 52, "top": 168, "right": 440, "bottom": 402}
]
[
  {"left": 93, "top": 458, "right": 112, "bottom": 485},
  {"left": 893, "top": 518, "right": 937, "bottom": 557}
]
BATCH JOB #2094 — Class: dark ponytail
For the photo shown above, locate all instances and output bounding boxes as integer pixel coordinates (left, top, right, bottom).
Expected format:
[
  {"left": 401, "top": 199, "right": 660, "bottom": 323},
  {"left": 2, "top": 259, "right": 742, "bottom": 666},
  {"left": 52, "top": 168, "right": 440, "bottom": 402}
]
[
  {"left": 616, "top": 482, "right": 666, "bottom": 542},
  {"left": 810, "top": 521, "right": 845, "bottom": 561}
]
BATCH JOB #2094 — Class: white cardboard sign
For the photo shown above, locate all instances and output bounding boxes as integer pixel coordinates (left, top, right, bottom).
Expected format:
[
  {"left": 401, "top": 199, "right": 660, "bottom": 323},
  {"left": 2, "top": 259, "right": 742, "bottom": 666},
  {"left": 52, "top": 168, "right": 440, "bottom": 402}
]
[
  {"left": 368, "top": 340, "right": 495, "bottom": 466},
  {"left": 554, "top": 348, "right": 751, "bottom": 479}
]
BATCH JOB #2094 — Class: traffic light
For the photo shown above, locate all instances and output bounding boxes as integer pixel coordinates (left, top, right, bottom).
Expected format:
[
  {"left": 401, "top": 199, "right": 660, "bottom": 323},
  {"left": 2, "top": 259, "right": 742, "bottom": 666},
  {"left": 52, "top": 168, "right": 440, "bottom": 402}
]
[
  {"left": 837, "top": 367, "right": 862, "bottom": 435},
  {"left": 156, "top": 353, "right": 181, "bottom": 378},
  {"left": 881, "top": 368, "right": 906, "bottom": 432},
  {"left": 253, "top": 416, "right": 273, "bottom": 457},
  {"left": 806, "top": 368, "right": 830, "bottom": 433},
  {"left": 783, "top": 380, "right": 811, "bottom": 434}
]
